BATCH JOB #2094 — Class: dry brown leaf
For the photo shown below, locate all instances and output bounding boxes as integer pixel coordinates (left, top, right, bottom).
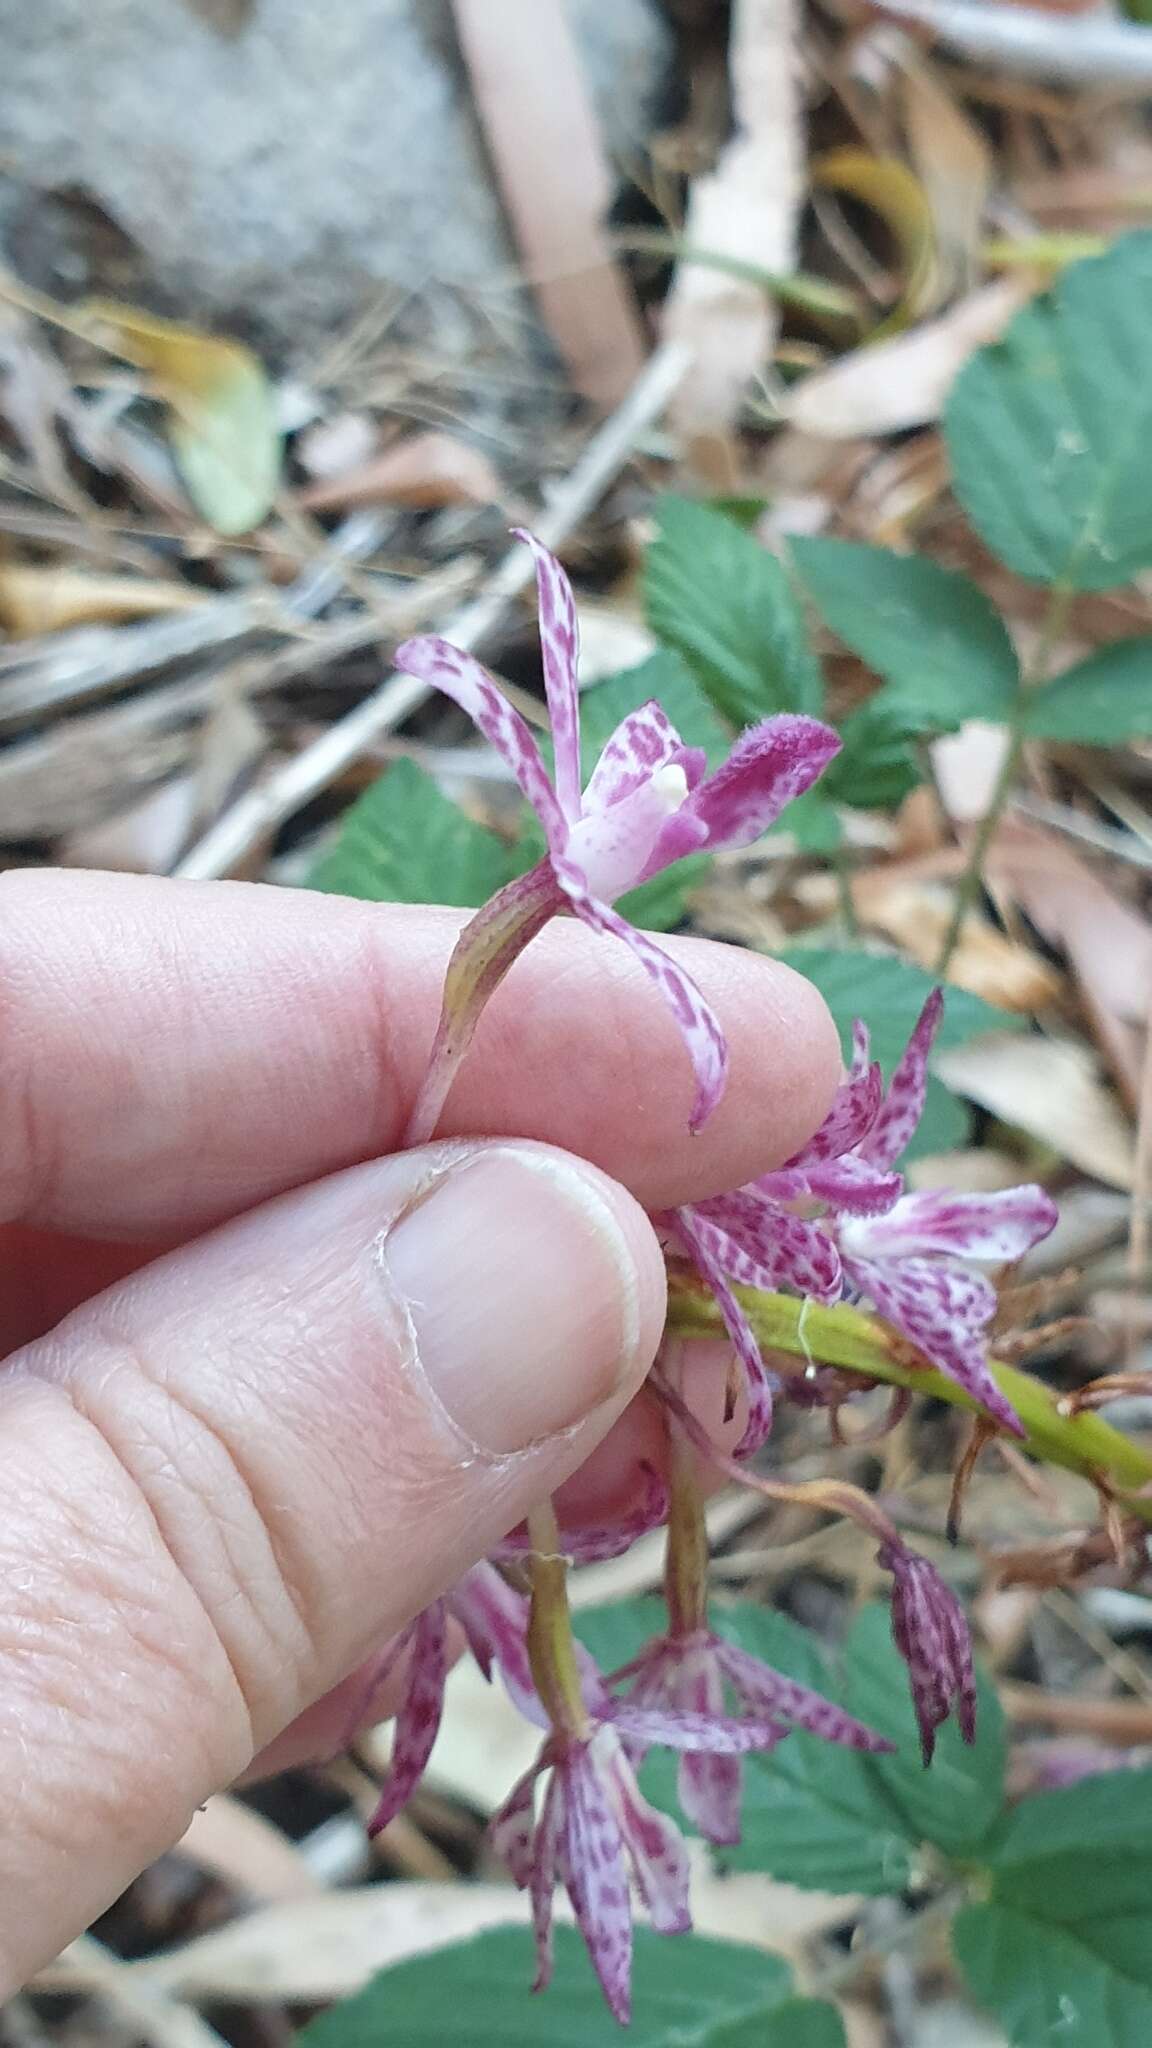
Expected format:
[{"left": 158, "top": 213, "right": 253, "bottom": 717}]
[
  {"left": 935, "top": 1032, "right": 1136, "bottom": 1188},
  {"left": 451, "top": 0, "right": 646, "bottom": 408},
  {"left": 991, "top": 821, "right": 1152, "bottom": 1105},
  {"left": 897, "top": 45, "right": 992, "bottom": 296},
  {"left": 297, "top": 432, "right": 502, "bottom": 515},
  {"left": 858, "top": 878, "right": 1061, "bottom": 1011},
  {"left": 663, "top": 0, "right": 802, "bottom": 476},
  {"left": 686, "top": 1843, "right": 860, "bottom": 1961},
  {"left": 783, "top": 278, "right": 1030, "bottom": 438},
  {"left": 0, "top": 566, "right": 206, "bottom": 637},
  {"left": 933, "top": 721, "right": 1011, "bottom": 824},
  {"left": 176, "top": 1796, "right": 321, "bottom": 1903}
]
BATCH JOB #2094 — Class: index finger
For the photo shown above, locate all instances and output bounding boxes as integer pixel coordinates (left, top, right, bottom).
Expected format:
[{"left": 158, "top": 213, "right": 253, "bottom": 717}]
[{"left": 0, "top": 868, "right": 839, "bottom": 1236}]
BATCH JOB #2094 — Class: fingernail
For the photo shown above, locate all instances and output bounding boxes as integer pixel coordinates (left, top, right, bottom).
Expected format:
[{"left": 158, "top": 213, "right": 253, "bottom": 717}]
[{"left": 383, "top": 1144, "right": 658, "bottom": 1454}]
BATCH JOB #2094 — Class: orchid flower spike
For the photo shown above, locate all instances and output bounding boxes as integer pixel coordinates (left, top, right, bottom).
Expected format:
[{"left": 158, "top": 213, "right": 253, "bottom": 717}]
[
  {"left": 396, "top": 533, "right": 839, "bottom": 1142},
  {"left": 492, "top": 1658, "right": 785, "bottom": 2023},
  {"left": 664, "top": 991, "right": 1057, "bottom": 1449},
  {"left": 609, "top": 1625, "right": 892, "bottom": 1846}
]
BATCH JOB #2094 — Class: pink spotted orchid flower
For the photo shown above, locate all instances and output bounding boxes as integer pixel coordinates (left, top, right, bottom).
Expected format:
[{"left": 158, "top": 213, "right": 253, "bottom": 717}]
[
  {"left": 608, "top": 1624, "right": 892, "bottom": 1846},
  {"left": 491, "top": 1660, "right": 787, "bottom": 2024},
  {"left": 395, "top": 533, "right": 839, "bottom": 1142},
  {"left": 663, "top": 991, "right": 1057, "bottom": 1450},
  {"left": 366, "top": 1562, "right": 536, "bottom": 1835},
  {"left": 881, "top": 1538, "right": 976, "bottom": 1764}
]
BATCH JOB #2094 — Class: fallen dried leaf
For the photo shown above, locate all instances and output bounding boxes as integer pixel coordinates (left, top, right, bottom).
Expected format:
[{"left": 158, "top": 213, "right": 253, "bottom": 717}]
[
  {"left": 297, "top": 432, "right": 502, "bottom": 514},
  {"left": 0, "top": 565, "right": 205, "bottom": 637},
  {"left": 812, "top": 147, "right": 939, "bottom": 332},
  {"left": 79, "top": 299, "right": 282, "bottom": 534},
  {"left": 783, "top": 278, "right": 1031, "bottom": 437},
  {"left": 935, "top": 1032, "right": 1136, "bottom": 1188}
]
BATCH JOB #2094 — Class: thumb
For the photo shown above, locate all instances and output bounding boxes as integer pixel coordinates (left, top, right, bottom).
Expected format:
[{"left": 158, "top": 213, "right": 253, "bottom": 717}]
[{"left": 0, "top": 1139, "right": 664, "bottom": 1984}]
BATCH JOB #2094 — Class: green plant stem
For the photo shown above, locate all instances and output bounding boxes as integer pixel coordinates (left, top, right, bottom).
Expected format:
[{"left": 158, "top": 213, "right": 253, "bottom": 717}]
[
  {"left": 665, "top": 1279, "right": 1152, "bottom": 1515},
  {"left": 936, "top": 575, "right": 1076, "bottom": 976},
  {"left": 833, "top": 844, "right": 860, "bottom": 937}
]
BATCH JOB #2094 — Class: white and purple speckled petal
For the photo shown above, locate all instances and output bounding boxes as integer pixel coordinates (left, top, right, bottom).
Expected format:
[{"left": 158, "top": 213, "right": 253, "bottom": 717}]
[
  {"left": 564, "top": 763, "right": 708, "bottom": 902},
  {"left": 792, "top": 1156, "right": 904, "bottom": 1216},
  {"left": 395, "top": 632, "right": 567, "bottom": 848},
  {"left": 785, "top": 1037, "right": 882, "bottom": 1168},
  {"left": 530, "top": 1769, "right": 564, "bottom": 1995},
  {"left": 582, "top": 699, "right": 687, "bottom": 809},
  {"left": 881, "top": 1542, "right": 977, "bottom": 1763},
  {"left": 682, "top": 715, "right": 841, "bottom": 851},
  {"left": 512, "top": 530, "right": 583, "bottom": 826},
  {"left": 673, "top": 1640, "right": 745, "bottom": 1846},
  {"left": 602, "top": 1739, "right": 693, "bottom": 1934},
  {"left": 451, "top": 1560, "right": 544, "bottom": 1726},
  {"left": 857, "top": 989, "right": 944, "bottom": 1170},
  {"left": 609, "top": 1703, "right": 785, "bottom": 1754},
  {"left": 366, "top": 1603, "right": 448, "bottom": 1834},
  {"left": 845, "top": 1185, "right": 1057, "bottom": 1263},
  {"left": 715, "top": 1640, "right": 892, "bottom": 1752},
  {"left": 560, "top": 1744, "right": 634, "bottom": 2024},
  {"left": 491, "top": 1758, "right": 543, "bottom": 1890},
  {"left": 696, "top": 1190, "right": 843, "bottom": 1303},
  {"left": 845, "top": 1253, "right": 1024, "bottom": 1436},
  {"left": 561, "top": 889, "right": 729, "bottom": 1130}
]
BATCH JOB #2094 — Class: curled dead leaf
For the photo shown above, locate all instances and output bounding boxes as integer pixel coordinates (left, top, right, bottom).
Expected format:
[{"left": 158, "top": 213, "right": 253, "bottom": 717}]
[{"left": 296, "top": 432, "right": 502, "bottom": 514}]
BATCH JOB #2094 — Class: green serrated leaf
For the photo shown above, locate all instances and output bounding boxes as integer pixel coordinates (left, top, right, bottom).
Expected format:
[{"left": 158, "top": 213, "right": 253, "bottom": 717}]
[
  {"left": 823, "top": 697, "right": 923, "bottom": 813},
  {"left": 791, "top": 537, "right": 1019, "bottom": 728},
  {"left": 298, "top": 1926, "right": 796, "bottom": 2048},
  {"left": 1025, "top": 638, "right": 1152, "bottom": 745},
  {"left": 711, "top": 1997, "right": 848, "bottom": 2048},
  {"left": 987, "top": 1770, "right": 1152, "bottom": 1924},
  {"left": 309, "top": 757, "right": 516, "bottom": 907},
  {"left": 954, "top": 1901, "right": 1152, "bottom": 2048},
  {"left": 645, "top": 497, "right": 825, "bottom": 723},
  {"left": 574, "top": 1600, "right": 916, "bottom": 1895},
  {"left": 844, "top": 1606, "right": 1006, "bottom": 1856},
  {"left": 945, "top": 231, "right": 1152, "bottom": 590}
]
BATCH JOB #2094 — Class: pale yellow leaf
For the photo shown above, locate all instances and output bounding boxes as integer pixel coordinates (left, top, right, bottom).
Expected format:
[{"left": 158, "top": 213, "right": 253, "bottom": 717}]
[
  {"left": 812, "top": 148, "right": 939, "bottom": 334},
  {"left": 79, "top": 299, "right": 281, "bottom": 535}
]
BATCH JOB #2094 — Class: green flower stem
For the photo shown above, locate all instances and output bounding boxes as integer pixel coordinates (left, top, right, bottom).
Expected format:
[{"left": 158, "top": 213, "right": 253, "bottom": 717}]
[
  {"left": 936, "top": 572, "right": 1078, "bottom": 977},
  {"left": 665, "top": 1280, "right": 1152, "bottom": 1514}
]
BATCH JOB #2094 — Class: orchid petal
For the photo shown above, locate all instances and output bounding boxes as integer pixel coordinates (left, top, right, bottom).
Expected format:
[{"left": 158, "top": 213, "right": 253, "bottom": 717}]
[
  {"left": 562, "top": 888, "right": 728, "bottom": 1130},
  {"left": 695, "top": 1189, "right": 843, "bottom": 1302},
  {"left": 786, "top": 1047, "right": 883, "bottom": 1167},
  {"left": 366, "top": 1604, "right": 448, "bottom": 1834},
  {"left": 610, "top": 1703, "right": 785, "bottom": 1753},
  {"left": 679, "top": 1749, "right": 744, "bottom": 1848},
  {"left": 845, "top": 1253, "right": 1024, "bottom": 1436},
  {"left": 565, "top": 763, "right": 708, "bottom": 903},
  {"left": 787, "top": 1156, "right": 904, "bottom": 1216},
  {"left": 682, "top": 714, "right": 841, "bottom": 851},
  {"left": 583, "top": 699, "right": 691, "bottom": 810},
  {"left": 491, "top": 1760, "right": 542, "bottom": 1889},
  {"left": 395, "top": 632, "right": 566, "bottom": 846},
  {"left": 670, "top": 1205, "right": 774, "bottom": 1453},
  {"left": 602, "top": 1740, "right": 693, "bottom": 1934},
  {"left": 716, "top": 1641, "right": 893, "bottom": 1752},
  {"left": 562, "top": 1746, "right": 634, "bottom": 2024},
  {"left": 451, "top": 1560, "right": 544, "bottom": 1726},
  {"left": 881, "top": 1542, "right": 977, "bottom": 1763},
  {"left": 858, "top": 989, "right": 944, "bottom": 1170},
  {"left": 512, "top": 531, "right": 584, "bottom": 826},
  {"left": 845, "top": 1185, "right": 1057, "bottom": 1263},
  {"left": 402, "top": 859, "right": 564, "bottom": 1145},
  {"left": 530, "top": 1771, "right": 564, "bottom": 1995}
]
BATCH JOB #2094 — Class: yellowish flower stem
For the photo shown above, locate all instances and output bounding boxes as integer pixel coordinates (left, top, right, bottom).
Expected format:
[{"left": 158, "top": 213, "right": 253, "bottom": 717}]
[{"left": 665, "top": 1278, "right": 1152, "bottom": 1516}]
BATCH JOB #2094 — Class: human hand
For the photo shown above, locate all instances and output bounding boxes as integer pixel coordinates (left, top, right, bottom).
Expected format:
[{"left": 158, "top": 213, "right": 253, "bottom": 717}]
[{"left": 0, "top": 868, "right": 838, "bottom": 1988}]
